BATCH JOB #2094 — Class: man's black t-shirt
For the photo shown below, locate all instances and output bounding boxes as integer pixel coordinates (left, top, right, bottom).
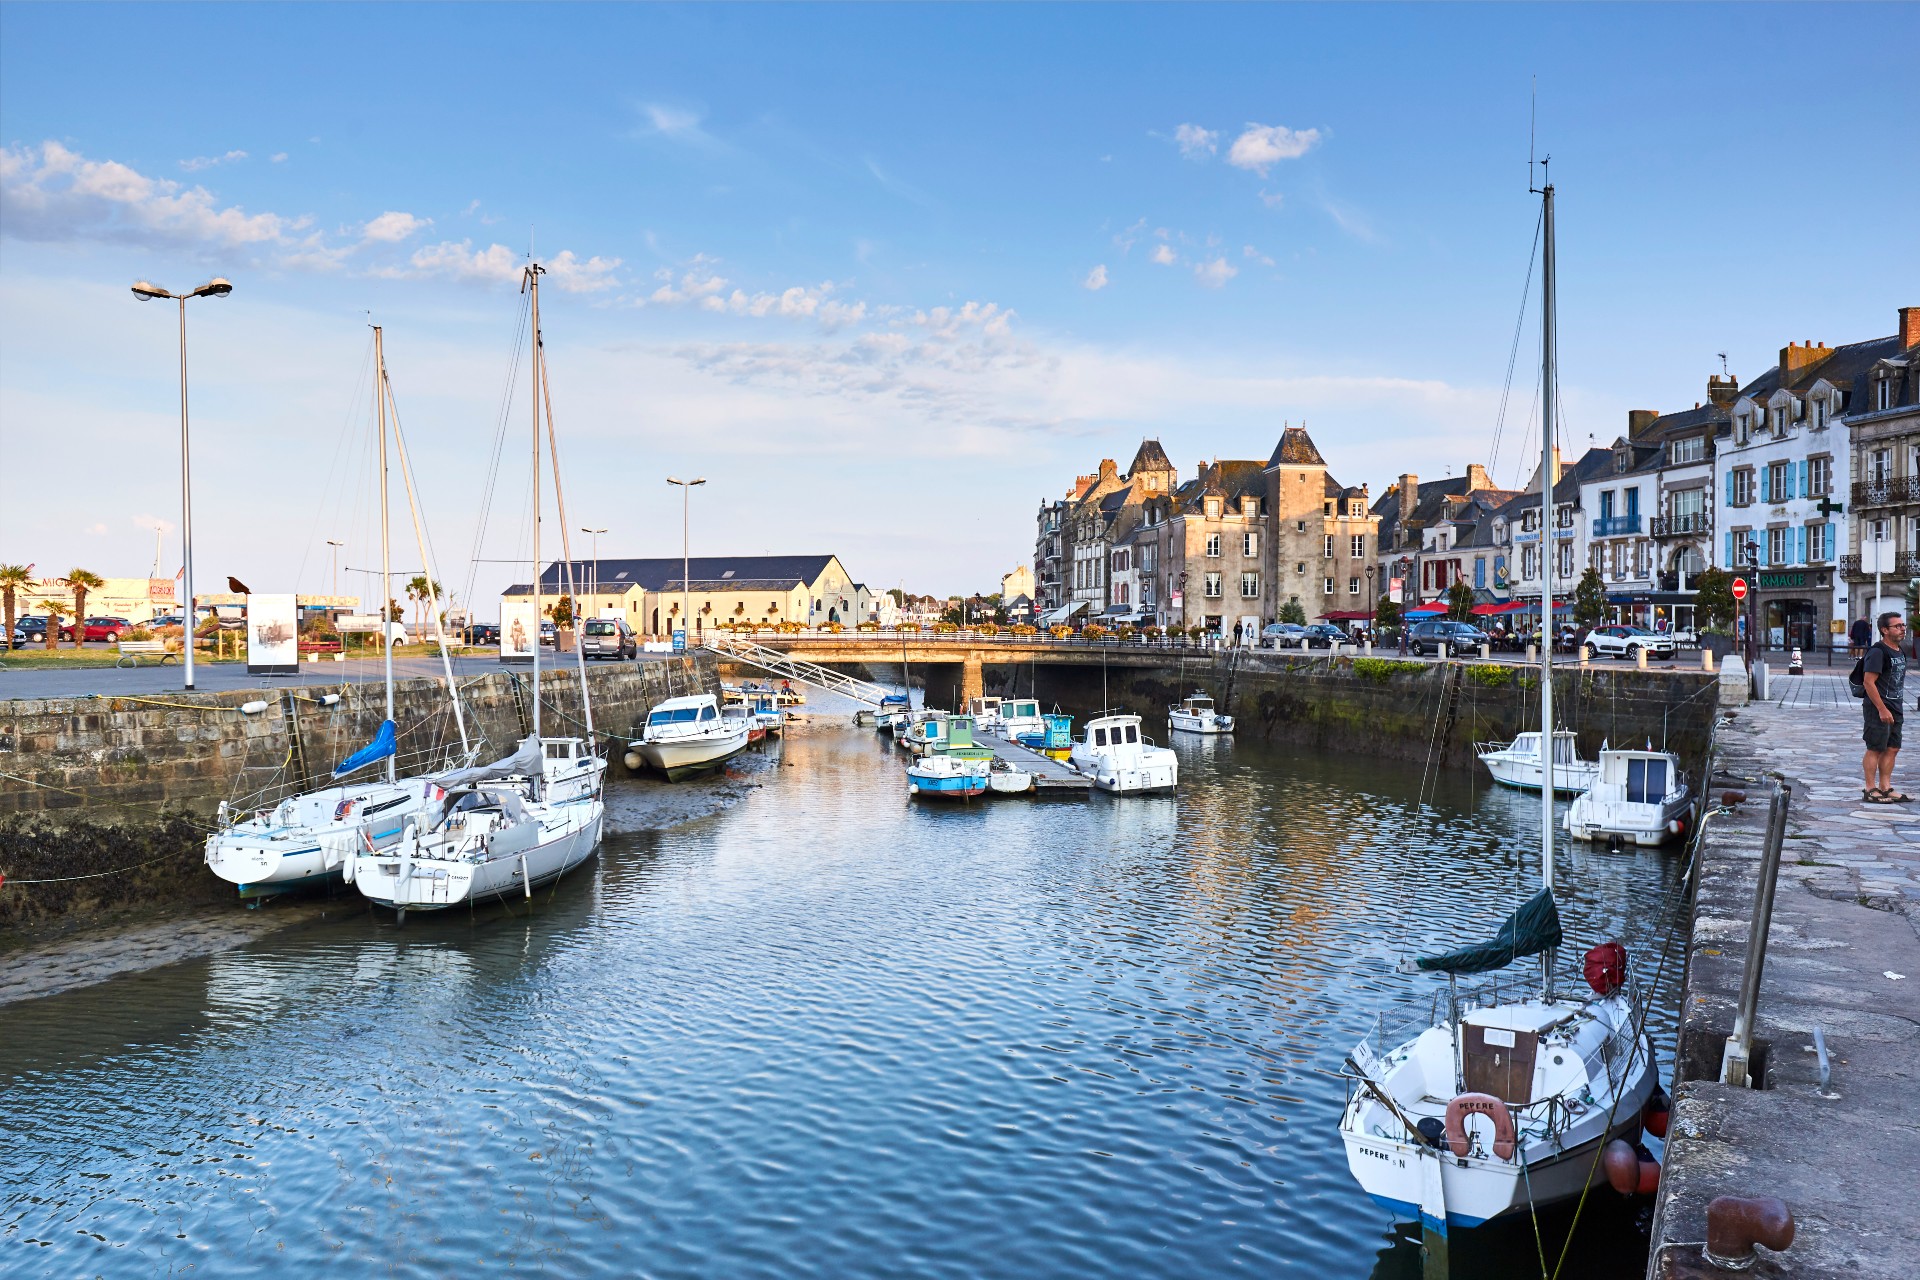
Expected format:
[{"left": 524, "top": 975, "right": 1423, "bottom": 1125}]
[
  {"left": 1851, "top": 618, "right": 1873, "bottom": 648},
  {"left": 1865, "top": 641, "right": 1906, "bottom": 711}
]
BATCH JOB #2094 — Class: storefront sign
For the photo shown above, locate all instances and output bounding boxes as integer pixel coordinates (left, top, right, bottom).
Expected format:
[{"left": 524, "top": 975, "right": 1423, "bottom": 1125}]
[
  {"left": 1757, "top": 572, "right": 1807, "bottom": 589},
  {"left": 246, "top": 594, "right": 299, "bottom": 675},
  {"left": 500, "top": 600, "right": 539, "bottom": 664}
]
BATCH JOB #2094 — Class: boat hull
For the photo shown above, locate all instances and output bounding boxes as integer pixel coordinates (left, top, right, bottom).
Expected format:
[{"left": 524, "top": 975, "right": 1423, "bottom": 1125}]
[
  {"left": 908, "top": 774, "right": 988, "bottom": 799},
  {"left": 1168, "top": 711, "right": 1234, "bottom": 735},
  {"left": 351, "top": 800, "right": 603, "bottom": 912},
  {"left": 1479, "top": 753, "right": 1599, "bottom": 794},
  {"left": 630, "top": 727, "right": 752, "bottom": 781}
]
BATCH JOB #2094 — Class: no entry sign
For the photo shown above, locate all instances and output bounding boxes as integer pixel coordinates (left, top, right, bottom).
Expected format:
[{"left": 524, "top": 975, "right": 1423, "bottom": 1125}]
[{"left": 1731, "top": 577, "right": 1750, "bottom": 600}]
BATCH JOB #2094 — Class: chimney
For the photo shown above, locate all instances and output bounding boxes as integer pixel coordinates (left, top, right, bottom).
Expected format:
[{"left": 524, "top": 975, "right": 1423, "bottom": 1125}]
[
  {"left": 1901, "top": 306, "right": 1920, "bottom": 350},
  {"left": 1779, "top": 339, "right": 1832, "bottom": 383},
  {"left": 1072, "top": 473, "right": 1096, "bottom": 500},
  {"left": 1466, "top": 463, "right": 1490, "bottom": 492},
  {"left": 1627, "top": 409, "right": 1660, "bottom": 439},
  {"left": 1707, "top": 374, "right": 1739, "bottom": 405},
  {"left": 1398, "top": 473, "right": 1418, "bottom": 535},
  {"left": 1098, "top": 458, "right": 1118, "bottom": 479}
]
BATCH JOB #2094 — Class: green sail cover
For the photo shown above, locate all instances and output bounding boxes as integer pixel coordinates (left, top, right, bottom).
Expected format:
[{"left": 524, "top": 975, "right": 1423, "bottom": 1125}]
[{"left": 1415, "top": 888, "right": 1563, "bottom": 975}]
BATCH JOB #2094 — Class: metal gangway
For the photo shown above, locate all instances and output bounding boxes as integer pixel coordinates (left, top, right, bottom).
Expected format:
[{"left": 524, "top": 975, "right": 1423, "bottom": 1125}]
[{"left": 701, "top": 635, "right": 897, "bottom": 707}]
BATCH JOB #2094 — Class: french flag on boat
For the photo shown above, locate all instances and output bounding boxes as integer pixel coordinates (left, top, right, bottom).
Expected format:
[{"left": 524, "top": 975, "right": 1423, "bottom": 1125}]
[{"left": 334, "top": 719, "right": 397, "bottom": 777}]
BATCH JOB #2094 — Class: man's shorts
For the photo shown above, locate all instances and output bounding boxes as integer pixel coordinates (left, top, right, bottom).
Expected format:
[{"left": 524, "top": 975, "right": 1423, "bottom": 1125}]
[{"left": 1865, "top": 708, "right": 1904, "bottom": 752}]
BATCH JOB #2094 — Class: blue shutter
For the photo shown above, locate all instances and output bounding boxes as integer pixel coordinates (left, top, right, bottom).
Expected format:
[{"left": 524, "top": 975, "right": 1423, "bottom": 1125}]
[
  {"left": 1826, "top": 523, "right": 1836, "bottom": 564},
  {"left": 1724, "top": 532, "right": 1733, "bottom": 567},
  {"left": 1724, "top": 470, "right": 1734, "bottom": 504},
  {"left": 1795, "top": 525, "right": 1806, "bottom": 565},
  {"left": 1796, "top": 461, "right": 1807, "bottom": 499}
]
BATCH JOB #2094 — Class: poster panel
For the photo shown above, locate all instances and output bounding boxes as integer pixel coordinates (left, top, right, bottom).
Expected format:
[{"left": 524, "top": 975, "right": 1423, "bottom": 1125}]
[
  {"left": 501, "top": 600, "right": 538, "bottom": 664},
  {"left": 246, "top": 593, "right": 299, "bottom": 675}
]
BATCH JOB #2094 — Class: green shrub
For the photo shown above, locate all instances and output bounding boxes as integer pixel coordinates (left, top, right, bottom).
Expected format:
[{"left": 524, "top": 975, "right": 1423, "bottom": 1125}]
[
  {"left": 1465, "top": 663, "right": 1513, "bottom": 688},
  {"left": 1352, "top": 657, "right": 1426, "bottom": 683}
]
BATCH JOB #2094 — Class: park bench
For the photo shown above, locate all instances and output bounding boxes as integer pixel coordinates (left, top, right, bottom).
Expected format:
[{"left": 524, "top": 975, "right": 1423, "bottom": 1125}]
[
  {"left": 115, "top": 640, "right": 178, "bottom": 668},
  {"left": 298, "top": 639, "right": 344, "bottom": 654}
]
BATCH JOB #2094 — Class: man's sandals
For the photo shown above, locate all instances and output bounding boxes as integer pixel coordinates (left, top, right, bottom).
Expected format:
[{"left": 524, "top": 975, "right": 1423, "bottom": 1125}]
[{"left": 1865, "top": 788, "right": 1914, "bottom": 804}]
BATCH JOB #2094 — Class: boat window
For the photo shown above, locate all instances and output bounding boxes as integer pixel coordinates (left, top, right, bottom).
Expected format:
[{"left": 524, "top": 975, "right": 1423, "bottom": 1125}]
[
  {"left": 648, "top": 706, "right": 703, "bottom": 725},
  {"left": 1125, "top": 724, "right": 1139, "bottom": 743},
  {"left": 1553, "top": 737, "right": 1573, "bottom": 764},
  {"left": 700, "top": 705, "right": 717, "bottom": 721},
  {"left": 1627, "top": 757, "right": 1668, "bottom": 804},
  {"left": 1094, "top": 727, "right": 1108, "bottom": 746}
]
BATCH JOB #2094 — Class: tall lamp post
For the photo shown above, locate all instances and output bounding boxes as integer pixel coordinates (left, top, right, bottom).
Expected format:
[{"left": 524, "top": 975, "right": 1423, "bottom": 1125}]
[
  {"left": 326, "top": 539, "right": 345, "bottom": 601},
  {"left": 581, "top": 526, "right": 606, "bottom": 619},
  {"left": 665, "top": 478, "right": 705, "bottom": 645},
  {"left": 132, "top": 277, "right": 233, "bottom": 690}
]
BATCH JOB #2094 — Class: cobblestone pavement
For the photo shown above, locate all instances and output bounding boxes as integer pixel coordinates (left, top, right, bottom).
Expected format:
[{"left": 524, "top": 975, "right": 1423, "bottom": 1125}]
[{"left": 1733, "top": 680, "right": 1920, "bottom": 912}]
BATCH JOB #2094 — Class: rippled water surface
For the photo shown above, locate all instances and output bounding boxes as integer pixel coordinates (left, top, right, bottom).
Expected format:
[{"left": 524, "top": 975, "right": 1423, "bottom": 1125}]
[{"left": 3, "top": 724, "right": 1686, "bottom": 1279}]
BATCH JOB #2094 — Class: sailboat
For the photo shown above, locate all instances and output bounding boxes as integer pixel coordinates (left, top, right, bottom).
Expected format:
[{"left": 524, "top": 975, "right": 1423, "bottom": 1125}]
[
  {"left": 1336, "top": 171, "right": 1658, "bottom": 1238},
  {"left": 347, "top": 262, "right": 606, "bottom": 917},
  {"left": 203, "top": 326, "right": 475, "bottom": 898}
]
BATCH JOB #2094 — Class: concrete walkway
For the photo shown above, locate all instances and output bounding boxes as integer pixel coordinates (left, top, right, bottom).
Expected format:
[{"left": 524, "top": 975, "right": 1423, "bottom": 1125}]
[{"left": 1650, "top": 694, "right": 1920, "bottom": 1277}]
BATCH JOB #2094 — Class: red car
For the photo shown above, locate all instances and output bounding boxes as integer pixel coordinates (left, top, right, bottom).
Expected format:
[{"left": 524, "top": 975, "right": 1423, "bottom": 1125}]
[{"left": 75, "top": 616, "right": 133, "bottom": 643}]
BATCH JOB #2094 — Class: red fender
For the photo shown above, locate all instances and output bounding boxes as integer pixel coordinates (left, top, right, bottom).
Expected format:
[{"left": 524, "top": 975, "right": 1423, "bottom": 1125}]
[{"left": 1444, "top": 1092, "right": 1516, "bottom": 1160}]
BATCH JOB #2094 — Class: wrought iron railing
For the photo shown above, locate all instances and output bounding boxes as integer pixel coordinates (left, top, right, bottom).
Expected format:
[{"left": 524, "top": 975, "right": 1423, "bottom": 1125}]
[
  {"left": 1651, "top": 513, "right": 1709, "bottom": 537},
  {"left": 1592, "top": 514, "right": 1642, "bottom": 537},
  {"left": 1852, "top": 477, "right": 1920, "bottom": 507}
]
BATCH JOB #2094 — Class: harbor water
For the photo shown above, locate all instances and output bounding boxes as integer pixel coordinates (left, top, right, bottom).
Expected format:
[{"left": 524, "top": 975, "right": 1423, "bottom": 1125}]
[{"left": 2, "top": 722, "right": 1685, "bottom": 1278}]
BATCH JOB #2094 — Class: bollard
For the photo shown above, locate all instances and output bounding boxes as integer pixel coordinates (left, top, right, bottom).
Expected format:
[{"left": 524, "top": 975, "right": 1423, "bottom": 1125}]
[
  {"left": 1438, "top": 641, "right": 1448, "bottom": 660},
  {"left": 1364, "top": 640, "right": 1373, "bottom": 657},
  {"left": 1705, "top": 1195, "right": 1796, "bottom": 1270},
  {"left": 1636, "top": 646, "right": 1648, "bottom": 670},
  {"left": 1702, "top": 647, "right": 1715, "bottom": 672},
  {"left": 1788, "top": 646, "right": 1804, "bottom": 675},
  {"left": 1526, "top": 644, "right": 1537, "bottom": 664},
  {"left": 1722, "top": 785, "right": 1791, "bottom": 1088},
  {"left": 1480, "top": 643, "right": 1490, "bottom": 660}
]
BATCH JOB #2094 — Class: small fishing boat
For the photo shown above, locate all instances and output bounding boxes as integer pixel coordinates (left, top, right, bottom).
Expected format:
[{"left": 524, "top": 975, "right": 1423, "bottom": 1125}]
[
  {"left": 966, "top": 696, "right": 1005, "bottom": 732},
  {"left": 1069, "top": 713, "right": 1178, "bottom": 794},
  {"left": 1476, "top": 730, "right": 1598, "bottom": 794},
  {"left": 906, "top": 753, "right": 989, "bottom": 799},
  {"left": 1564, "top": 748, "right": 1690, "bottom": 846},
  {"left": 626, "top": 692, "right": 752, "bottom": 780},
  {"left": 901, "top": 713, "right": 950, "bottom": 758},
  {"left": 987, "top": 759, "right": 1033, "bottom": 794},
  {"left": 748, "top": 691, "right": 785, "bottom": 737},
  {"left": 873, "top": 693, "right": 912, "bottom": 730},
  {"left": 1016, "top": 712, "right": 1074, "bottom": 761},
  {"left": 724, "top": 703, "right": 767, "bottom": 745},
  {"left": 999, "top": 698, "right": 1045, "bottom": 743},
  {"left": 1168, "top": 691, "right": 1234, "bottom": 735}
]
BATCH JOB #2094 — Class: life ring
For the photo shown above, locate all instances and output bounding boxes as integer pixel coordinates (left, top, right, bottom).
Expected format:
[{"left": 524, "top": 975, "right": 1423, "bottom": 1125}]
[{"left": 1444, "top": 1092, "right": 1516, "bottom": 1160}]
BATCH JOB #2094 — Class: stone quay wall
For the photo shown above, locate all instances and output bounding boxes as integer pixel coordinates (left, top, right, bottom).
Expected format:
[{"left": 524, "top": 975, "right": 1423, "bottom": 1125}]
[{"left": 0, "top": 656, "right": 716, "bottom": 929}]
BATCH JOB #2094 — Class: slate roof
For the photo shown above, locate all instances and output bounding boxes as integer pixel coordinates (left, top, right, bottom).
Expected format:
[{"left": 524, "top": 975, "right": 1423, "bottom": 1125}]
[
  {"left": 1128, "top": 438, "right": 1175, "bottom": 476},
  {"left": 1180, "top": 460, "right": 1267, "bottom": 511},
  {"left": 1268, "top": 425, "right": 1328, "bottom": 467},
  {"left": 504, "top": 554, "right": 841, "bottom": 595},
  {"left": 1738, "top": 334, "right": 1901, "bottom": 402}
]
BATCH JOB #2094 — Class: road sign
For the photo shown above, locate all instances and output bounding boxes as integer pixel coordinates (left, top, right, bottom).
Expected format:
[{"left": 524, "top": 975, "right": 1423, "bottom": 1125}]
[
  {"left": 672, "top": 628, "right": 687, "bottom": 652},
  {"left": 1731, "top": 577, "right": 1749, "bottom": 601}
]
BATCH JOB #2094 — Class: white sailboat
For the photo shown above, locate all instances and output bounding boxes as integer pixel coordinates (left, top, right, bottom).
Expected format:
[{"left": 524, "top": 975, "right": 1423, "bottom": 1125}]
[
  {"left": 348, "top": 262, "right": 606, "bottom": 917},
  {"left": 204, "top": 326, "right": 473, "bottom": 898},
  {"left": 1337, "top": 171, "right": 1658, "bottom": 1239}
]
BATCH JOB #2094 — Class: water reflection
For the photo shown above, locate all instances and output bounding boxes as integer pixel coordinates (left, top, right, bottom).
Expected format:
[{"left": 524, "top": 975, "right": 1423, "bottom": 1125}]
[{"left": 0, "top": 727, "right": 1681, "bottom": 1278}]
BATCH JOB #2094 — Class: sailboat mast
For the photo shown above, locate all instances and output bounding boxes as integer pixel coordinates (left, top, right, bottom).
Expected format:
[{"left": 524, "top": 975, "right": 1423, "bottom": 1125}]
[
  {"left": 528, "top": 265, "right": 544, "bottom": 744},
  {"left": 375, "top": 325, "right": 397, "bottom": 784},
  {"left": 1538, "top": 176, "right": 1558, "bottom": 1000}
]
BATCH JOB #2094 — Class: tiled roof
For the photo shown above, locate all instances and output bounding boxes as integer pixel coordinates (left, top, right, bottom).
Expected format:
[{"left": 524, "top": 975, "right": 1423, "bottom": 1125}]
[
  {"left": 1738, "top": 334, "right": 1901, "bottom": 400},
  {"left": 1267, "top": 425, "right": 1328, "bottom": 467}
]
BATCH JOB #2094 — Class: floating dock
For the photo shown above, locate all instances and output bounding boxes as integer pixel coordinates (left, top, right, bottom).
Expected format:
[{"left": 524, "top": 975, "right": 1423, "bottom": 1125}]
[{"left": 980, "top": 733, "right": 1092, "bottom": 795}]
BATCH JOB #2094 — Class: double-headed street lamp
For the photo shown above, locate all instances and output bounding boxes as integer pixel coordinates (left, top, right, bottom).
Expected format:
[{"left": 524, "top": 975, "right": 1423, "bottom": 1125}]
[
  {"left": 326, "top": 539, "right": 345, "bottom": 601},
  {"left": 581, "top": 526, "right": 607, "bottom": 617},
  {"left": 665, "top": 478, "right": 705, "bottom": 644},
  {"left": 132, "top": 276, "right": 233, "bottom": 690}
]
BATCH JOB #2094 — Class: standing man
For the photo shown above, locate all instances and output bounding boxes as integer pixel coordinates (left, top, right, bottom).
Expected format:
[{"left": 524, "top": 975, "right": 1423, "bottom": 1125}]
[
  {"left": 1863, "top": 611, "right": 1908, "bottom": 803},
  {"left": 1850, "top": 614, "right": 1873, "bottom": 661}
]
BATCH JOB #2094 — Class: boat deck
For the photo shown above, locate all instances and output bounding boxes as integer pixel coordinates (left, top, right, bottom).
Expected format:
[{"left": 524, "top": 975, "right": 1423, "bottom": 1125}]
[{"left": 978, "top": 733, "right": 1093, "bottom": 795}]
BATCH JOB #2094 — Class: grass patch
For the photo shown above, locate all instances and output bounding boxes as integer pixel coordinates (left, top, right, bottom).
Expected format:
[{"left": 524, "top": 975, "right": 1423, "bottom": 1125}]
[
  {"left": 1464, "top": 663, "right": 1514, "bottom": 688},
  {"left": 1351, "top": 657, "right": 1427, "bottom": 683}
]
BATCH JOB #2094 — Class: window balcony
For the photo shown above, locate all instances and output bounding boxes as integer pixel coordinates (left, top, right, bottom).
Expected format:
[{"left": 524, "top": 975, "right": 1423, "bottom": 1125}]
[
  {"left": 1650, "top": 513, "right": 1709, "bottom": 537},
  {"left": 1841, "top": 551, "right": 1920, "bottom": 577},
  {"left": 1592, "top": 514, "right": 1642, "bottom": 537},
  {"left": 1853, "top": 477, "right": 1920, "bottom": 508}
]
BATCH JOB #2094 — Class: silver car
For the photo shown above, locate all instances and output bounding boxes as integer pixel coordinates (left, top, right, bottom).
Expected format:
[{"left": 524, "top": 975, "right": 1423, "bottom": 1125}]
[{"left": 580, "top": 618, "right": 636, "bottom": 660}]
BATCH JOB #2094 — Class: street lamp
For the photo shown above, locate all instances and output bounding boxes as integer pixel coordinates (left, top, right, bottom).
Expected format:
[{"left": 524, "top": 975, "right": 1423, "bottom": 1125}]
[
  {"left": 132, "top": 276, "right": 233, "bottom": 690},
  {"left": 326, "top": 539, "right": 344, "bottom": 601},
  {"left": 665, "top": 478, "right": 705, "bottom": 646},
  {"left": 581, "top": 526, "right": 606, "bottom": 619}
]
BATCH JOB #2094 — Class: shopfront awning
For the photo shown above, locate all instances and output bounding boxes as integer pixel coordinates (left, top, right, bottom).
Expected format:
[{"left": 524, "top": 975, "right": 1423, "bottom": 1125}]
[
  {"left": 1042, "top": 601, "right": 1090, "bottom": 625},
  {"left": 1318, "top": 609, "right": 1374, "bottom": 621}
]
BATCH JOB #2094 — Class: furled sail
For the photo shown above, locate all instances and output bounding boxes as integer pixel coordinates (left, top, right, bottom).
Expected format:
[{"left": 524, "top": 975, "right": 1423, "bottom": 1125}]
[
  {"left": 1415, "top": 888, "right": 1563, "bottom": 975},
  {"left": 333, "top": 719, "right": 397, "bottom": 777},
  {"left": 429, "top": 735, "right": 541, "bottom": 788}
]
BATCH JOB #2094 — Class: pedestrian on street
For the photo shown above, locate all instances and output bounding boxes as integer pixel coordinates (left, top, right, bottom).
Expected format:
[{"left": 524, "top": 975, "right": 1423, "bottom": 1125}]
[
  {"left": 1863, "top": 611, "right": 1909, "bottom": 803},
  {"left": 1850, "top": 614, "right": 1872, "bottom": 660}
]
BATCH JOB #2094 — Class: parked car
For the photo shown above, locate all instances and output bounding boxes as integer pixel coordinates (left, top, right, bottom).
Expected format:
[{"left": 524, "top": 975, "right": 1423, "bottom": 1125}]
[
  {"left": 1583, "top": 625, "right": 1676, "bottom": 661},
  {"left": 147, "top": 614, "right": 184, "bottom": 629},
  {"left": 462, "top": 623, "right": 501, "bottom": 646},
  {"left": 580, "top": 617, "right": 637, "bottom": 660},
  {"left": 1262, "top": 622, "right": 1308, "bottom": 648},
  {"left": 539, "top": 620, "right": 558, "bottom": 646},
  {"left": 1301, "top": 623, "right": 1350, "bottom": 648},
  {"left": 10, "top": 616, "right": 51, "bottom": 648},
  {"left": 78, "top": 617, "right": 134, "bottom": 643},
  {"left": 1406, "top": 619, "right": 1493, "bottom": 656}
]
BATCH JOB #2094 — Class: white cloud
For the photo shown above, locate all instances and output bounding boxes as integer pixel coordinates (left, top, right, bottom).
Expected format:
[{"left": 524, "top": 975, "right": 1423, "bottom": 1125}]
[
  {"left": 1227, "top": 123, "right": 1322, "bottom": 175},
  {"left": 270, "top": 153, "right": 288, "bottom": 163},
  {"left": 1194, "top": 257, "right": 1238, "bottom": 287},
  {"left": 402, "top": 239, "right": 523, "bottom": 285},
  {"left": 1173, "top": 124, "right": 1218, "bottom": 159},
  {"left": 361, "top": 210, "right": 431, "bottom": 242},
  {"left": 180, "top": 150, "right": 248, "bottom": 172},
  {"left": 134, "top": 513, "right": 177, "bottom": 536},
  {"left": 1111, "top": 217, "right": 1147, "bottom": 254},
  {"left": 2, "top": 141, "right": 293, "bottom": 249},
  {"left": 545, "top": 250, "right": 623, "bottom": 293},
  {"left": 1321, "top": 196, "right": 1380, "bottom": 243},
  {"left": 1083, "top": 264, "right": 1109, "bottom": 291},
  {"left": 1150, "top": 243, "right": 1178, "bottom": 266},
  {"left": 1259, "top": 190, "right": 1285, "bottom": 210},
  {"left": 86, "top": 522, "right": 109, "bottom": 535},
  {"left": 637, "top": 102, "right": 719, "bottom": 148},
  {"left": 1242, "top": 244, "right": 1275, "bottom": 266}
]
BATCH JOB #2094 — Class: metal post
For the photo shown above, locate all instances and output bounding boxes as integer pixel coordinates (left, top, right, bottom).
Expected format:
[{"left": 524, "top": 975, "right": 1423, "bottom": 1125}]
[
  {"left": 1722, "top": 784, "right": 1791, "bottom": 1087},
  {"left": 177, "top": 296, "right": 196, "bottom": 691},
  {"left": 1538, "top": 177, "right": 1558, "bottom": 1003}
]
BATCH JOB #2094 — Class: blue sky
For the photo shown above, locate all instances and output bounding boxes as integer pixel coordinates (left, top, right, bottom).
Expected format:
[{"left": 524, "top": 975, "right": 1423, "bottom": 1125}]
[{"left": 3, "top": 3, "right": 1916, "bottom": 608}]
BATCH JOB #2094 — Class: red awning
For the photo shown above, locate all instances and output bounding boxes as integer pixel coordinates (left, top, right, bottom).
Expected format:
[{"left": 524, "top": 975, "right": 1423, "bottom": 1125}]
[
  {"left": 1318, "top": 609, "right": 1374, "bottom": 621},
  {"left": 1471, "top": 601, "right": 1528, "bottom": 616}
]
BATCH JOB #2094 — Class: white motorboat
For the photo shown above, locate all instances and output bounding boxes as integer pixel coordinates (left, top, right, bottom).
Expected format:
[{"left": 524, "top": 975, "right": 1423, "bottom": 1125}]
[
  {"left": 1476, "top": 730, "right": 1598, "bottom": 794},
  {"left": 966, "top": 696, "right": 1005, "bottom": 732},
  {"left": 1168, "top": 691, "right": 1234, "bottom": 735},
  {"left": 1069, "top": 713, "right": 1178, "bottom": 793},
  {"left": 998, "top": 697, "right": 1045, "bottom": 743},
  {"left": 627, "top": 693, "right": 752, "bottom": 780},
  {"left": 905, "top": 753, "right": 990, "bottom": 800},
  {"left": 986, "top": 759, "right": 1034, "bottom": 794},
  {"left": 1338, "top": 171, "right": 1659, "bottom": 1242},
  {"left": 346, "top": 738, "right": 604, "bottom": 916},
  {"left": 204, "top": 326, "right": 476, "bottom": 899},
  {"left": 1564, "top": 748, "right": 1691, "bottom": 846}
]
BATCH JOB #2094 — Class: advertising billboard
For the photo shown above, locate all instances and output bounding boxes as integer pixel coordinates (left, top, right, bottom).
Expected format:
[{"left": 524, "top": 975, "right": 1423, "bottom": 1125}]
[
  {"left": 501, "top": 600, "right": 539, "bottom": 664},
  {"left": 246, "top": 594, "right": 299, "bottom": 675}
]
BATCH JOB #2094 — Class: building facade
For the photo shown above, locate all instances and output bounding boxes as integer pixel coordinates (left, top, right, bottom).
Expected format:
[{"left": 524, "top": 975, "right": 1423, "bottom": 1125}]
[{"left": 1841, "top": 308, "right": 1920, "bottom": 624}]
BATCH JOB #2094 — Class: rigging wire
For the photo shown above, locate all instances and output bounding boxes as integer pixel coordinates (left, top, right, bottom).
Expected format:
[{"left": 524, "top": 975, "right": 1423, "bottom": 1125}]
[
  {"left": 1489, "top": 206, "right": 1546, "bottom": 487},
  {"left": 292, "top": 335, "right": 377, "bottom": 596},
  {"left": 461, "top": 291, "right": 534, "bottom": 619}
]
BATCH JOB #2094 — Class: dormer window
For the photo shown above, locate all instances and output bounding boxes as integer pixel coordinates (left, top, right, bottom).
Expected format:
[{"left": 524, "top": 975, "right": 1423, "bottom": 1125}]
[
  {"left": 1241, "top": 497, "right": 1257, "bottom": 517},
  {"left": 1880, "top": 378, "right": 1896, "bottom": 412},
  {"left": 1205, "top": 498, "right": 1222, "bottom": 518},
  {"left": 1615, "top": 451, "right": 1629, "bottom": 473},
  {"left": 1324, "top": 500, "right": 1335, "bottom": 516},
  {"left": 1350, "top": 501, "right": 1364, "bottom": 517},
  {"left": 1734, "top": 413, "right": 1749, "bottom": 444},
  {"left": 1772, "top": 406, "right": 1787, "bottom": 436}
]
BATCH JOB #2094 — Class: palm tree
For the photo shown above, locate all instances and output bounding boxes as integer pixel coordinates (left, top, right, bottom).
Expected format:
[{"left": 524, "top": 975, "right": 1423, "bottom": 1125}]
[
  {"left": 40, "top": 597, "right": 65, "bottom": 650},
  {"left": 0, "top": 564, "right": 30, "bottom": 650},
  {"left": 59, "top": 569, "right": 105, "bottom": 646},
  {"left": 406, "top": 575, "right": 429, "bottom": 636}
]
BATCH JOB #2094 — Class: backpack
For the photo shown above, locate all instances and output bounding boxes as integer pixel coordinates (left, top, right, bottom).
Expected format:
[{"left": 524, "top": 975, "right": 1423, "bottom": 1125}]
[{"left": 1850, "top": 654, "right": 1868, "bottom": 699}]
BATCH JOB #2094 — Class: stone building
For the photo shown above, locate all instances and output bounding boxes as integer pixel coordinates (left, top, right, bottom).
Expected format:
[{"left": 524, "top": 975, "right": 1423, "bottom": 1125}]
[
  {"left": 1163, "top": 459, "right": 1269, "bottom": 640},
  {"left": 1372, "top": 464, "right": 1514, "bottom": 609},
  {"left": 1841, "top": 307, "right": 1920, "bottom": 623},
  {"left": 1032, "top": 497, "right": 1068, "bottom": 615},
  {"left": 502, "top": 554, "right": 860, "bottom": 638},
  {"left": 1579, "top": 434, "right": 1665, "bottom": 625},
  {"left": 1641, "top": 374, "right": 1738, "bottom": 630},
  {"left": 1264, "top": 425, "right": 1377, "bottom": 622},
  {"left": 1047, "top": 441, "right": 1177, "bottom": 626}
]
